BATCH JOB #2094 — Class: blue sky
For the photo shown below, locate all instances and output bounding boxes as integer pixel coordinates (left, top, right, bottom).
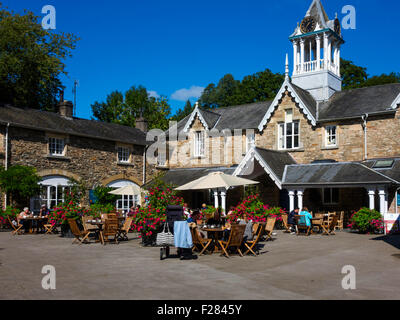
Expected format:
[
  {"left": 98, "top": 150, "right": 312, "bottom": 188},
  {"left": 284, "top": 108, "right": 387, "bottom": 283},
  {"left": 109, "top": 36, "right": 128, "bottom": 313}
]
[{"left": 4, "top": 0, "right": 400, "bottom": 119}]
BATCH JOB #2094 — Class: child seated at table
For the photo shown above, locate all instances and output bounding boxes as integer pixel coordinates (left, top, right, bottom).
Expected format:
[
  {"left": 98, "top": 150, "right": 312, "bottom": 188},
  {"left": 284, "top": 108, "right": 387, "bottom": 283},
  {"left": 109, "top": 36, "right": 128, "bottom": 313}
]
[{"left": 299, "top": 207, "right": 313, "bottom": 227}]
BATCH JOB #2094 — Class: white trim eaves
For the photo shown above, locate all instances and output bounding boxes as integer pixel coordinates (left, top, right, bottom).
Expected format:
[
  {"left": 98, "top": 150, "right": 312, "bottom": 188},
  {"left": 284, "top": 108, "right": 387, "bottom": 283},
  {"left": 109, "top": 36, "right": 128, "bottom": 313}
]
[
  {"left": 258, "top": 80, "right": 317, "bottom": 131},
  {"left": 183, "top": 106, "right": 209, "bottom": 133},
  {"left": 233, "top": 147, "right": 283, "bottom": 190},
  {"left": 390, "top": 93, "right": 400, "bottom": 110}
]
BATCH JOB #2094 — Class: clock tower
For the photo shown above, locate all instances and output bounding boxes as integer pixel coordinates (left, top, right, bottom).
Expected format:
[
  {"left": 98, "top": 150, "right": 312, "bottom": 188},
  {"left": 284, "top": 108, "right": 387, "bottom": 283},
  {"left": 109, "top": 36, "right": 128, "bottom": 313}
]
[{"left": 289, "top": 0, "right": 344, "bottom": 101}]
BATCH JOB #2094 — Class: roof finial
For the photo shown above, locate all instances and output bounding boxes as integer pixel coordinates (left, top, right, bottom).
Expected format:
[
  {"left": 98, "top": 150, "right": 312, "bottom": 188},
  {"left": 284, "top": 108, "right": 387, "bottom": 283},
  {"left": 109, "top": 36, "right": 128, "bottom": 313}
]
[
  {"left": 285, "top": 53, "right": 289, "bottom": 81},
  {"left": 335, "top": 12, "right": 338, "bottom": 19},
  {"left": 195, "top": 101, "right": 199, "bottom": 109}
]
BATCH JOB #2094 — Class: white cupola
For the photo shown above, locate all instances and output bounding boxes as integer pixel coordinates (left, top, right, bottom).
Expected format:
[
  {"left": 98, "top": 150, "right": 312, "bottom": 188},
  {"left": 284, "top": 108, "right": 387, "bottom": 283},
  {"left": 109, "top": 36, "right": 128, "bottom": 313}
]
[{"left": 289, "top": 0, "right": 345, "bottom": 101}]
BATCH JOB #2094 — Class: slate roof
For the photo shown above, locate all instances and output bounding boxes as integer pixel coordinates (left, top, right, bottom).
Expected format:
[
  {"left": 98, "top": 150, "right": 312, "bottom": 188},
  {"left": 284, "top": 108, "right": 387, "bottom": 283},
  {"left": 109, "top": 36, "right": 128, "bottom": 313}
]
[
  {"left": 318, "top": 83, "right": 400, "bottom": 121},
  {"left": 145, "top": 166, "right": 236, "bottom": 188},
  {"left": 0, "top": 105, "right": 148, "bottom": 146},
  {"left": 290, "top": 83, "right": 318, "bottom": 119},
  {"left": 283, "top": 162, "right": 395, "bottom": 186},
  {"left": 254, "top": 147, "right": 297, "bottom": 181},
  {"left": 362, "top": 158, "right": 400, "bottom": 184}
]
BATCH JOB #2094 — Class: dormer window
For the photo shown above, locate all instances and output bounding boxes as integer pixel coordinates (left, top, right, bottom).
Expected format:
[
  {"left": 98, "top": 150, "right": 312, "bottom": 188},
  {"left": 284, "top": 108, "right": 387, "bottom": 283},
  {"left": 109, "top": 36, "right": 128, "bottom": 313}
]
[
  {"left": 194, "top": 131, "right": 205, "bottom": 157},
  {"left": 246, "top": 132, "right": 255, "bottom": 152},
  {"left": 278, "top": 110, "right": 299, "bottom": 150},
  {"left": 48, "top": 137, "right": 65, "bottom": 156}
]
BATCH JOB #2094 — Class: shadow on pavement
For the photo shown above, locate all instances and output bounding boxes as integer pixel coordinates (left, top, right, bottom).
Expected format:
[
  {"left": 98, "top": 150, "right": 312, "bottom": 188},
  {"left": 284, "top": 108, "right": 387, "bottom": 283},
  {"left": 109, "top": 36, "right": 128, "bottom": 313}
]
[{"left": 370, "top": 234, "right": 400, "bottom": 250}]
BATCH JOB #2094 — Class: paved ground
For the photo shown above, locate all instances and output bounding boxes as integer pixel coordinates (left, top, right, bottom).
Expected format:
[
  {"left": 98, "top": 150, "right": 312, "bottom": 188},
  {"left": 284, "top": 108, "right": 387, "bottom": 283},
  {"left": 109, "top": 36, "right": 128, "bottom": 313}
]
[{"left": 0, "top": 229, "right": 399, "bottom": 300}]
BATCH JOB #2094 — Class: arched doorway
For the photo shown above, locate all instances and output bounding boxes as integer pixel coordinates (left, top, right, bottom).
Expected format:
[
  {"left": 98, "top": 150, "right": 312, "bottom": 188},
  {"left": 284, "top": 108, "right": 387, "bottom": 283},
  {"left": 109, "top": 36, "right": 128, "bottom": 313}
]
[
  {"left": 106, "top": 179, "right": 141, "bottom": 212},
  {"left": 31, "top": 175, "right": 72, "bottom": 211}
]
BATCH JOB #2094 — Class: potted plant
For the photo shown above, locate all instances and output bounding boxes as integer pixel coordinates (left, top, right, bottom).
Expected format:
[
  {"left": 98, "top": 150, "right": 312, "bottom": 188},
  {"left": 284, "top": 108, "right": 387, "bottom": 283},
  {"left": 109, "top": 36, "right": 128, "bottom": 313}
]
[{"left": 348, "top": 208, "right": 384, "bottom": 234}]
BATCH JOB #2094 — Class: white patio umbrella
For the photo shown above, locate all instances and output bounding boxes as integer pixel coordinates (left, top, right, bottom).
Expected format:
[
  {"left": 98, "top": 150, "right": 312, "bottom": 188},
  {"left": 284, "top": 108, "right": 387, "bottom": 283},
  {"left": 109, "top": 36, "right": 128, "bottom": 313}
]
[
  {"left": 175, "top": 171, "right": 259, "bottom": 213},
  {"left": 108, "top": 185, "right": 141, "bottom": 211},
  {"left": 108, "top": 185, "right": 141, "bottom": 196}
]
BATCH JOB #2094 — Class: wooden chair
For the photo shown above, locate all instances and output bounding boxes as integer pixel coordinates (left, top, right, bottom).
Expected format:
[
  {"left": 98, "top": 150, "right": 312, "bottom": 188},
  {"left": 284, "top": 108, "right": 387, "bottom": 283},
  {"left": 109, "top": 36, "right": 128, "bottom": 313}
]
[
  {"left": 190, "top": 226, "right": 213, "bottom": 255},
  {"left": 336, "top": 211, "right": 344, "bottom": 230},
  {"left": 244, "top": 223, "right": 265, "bottom": 256},
  {"left": 264, "top": 217, "right": 277, "bottom": 241},
  {"left": 44, "top": 223, "right": 58, "bottom": 235},
  {"left": 218, "top": 224, "right": 246, "bottom": 258},
  {"left": 322, "top": 215, "right": 339, "bottom": 236},
  {"left": 8, "top": 217, "right": 23, "bottom": 235},
  {"left": 82, "top": 216, "right": 98, "bottom": 232},
  {"left": 102, "top": 217, "right": 119, "bottom": 245},
  {"left": 296, "top": 215, "right": 312, "bottom": 236},
  {"left": 281, "top": 214, "right": 291, "bottom": 233},
  {"left": 68, "top": 218, "right": 91, "bottom": 244},
  {"left": 117, "top": 217, "right": 133, "bottom": 241}
]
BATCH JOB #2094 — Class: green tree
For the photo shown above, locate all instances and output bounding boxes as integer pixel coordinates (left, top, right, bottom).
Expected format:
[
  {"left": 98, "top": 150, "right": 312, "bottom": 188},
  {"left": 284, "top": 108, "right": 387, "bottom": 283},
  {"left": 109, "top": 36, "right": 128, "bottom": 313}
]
[
  {"left": 171, "top": 100, "right": 194, "bottom": 122},
  {"left": 93, "top": 186, "right": 118, "bottom": 206},
  {"left": 0, "top": 4, "right": 79, "bottom": 110},
  {"left": 340, "top": 58, "right": 368, "bottom": 90},
  {"left": 0, "top": 165, "right": 41, "bottom": 206},
  {"left": 91, "top": 86, "right": 172, "bottom": 131},
  {"left": 199, "top": 70, "right": 283, "bottom": 109},
  {"left": 364, "top": 72, "right": 400, "bottom": 87}
]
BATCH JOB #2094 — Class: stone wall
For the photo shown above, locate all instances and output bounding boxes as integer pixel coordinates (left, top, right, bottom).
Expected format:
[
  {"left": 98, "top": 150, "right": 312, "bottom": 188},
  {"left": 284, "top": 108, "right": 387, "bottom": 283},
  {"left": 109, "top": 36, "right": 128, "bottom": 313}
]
[
  {"left": 256, "top": 91, "right": 400, "bottom": 164},
  {"left": 3, "top": 125, "right": 158, "bottom": 206},
  {"left": 168, "top": 116, "right": 248, "bottom": 168}
]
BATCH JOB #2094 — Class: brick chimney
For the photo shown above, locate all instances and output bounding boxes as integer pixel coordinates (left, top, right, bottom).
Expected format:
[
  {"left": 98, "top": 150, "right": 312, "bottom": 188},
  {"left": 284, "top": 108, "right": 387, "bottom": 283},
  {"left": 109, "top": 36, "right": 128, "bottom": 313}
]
[
  {"left": 136, "top": 117, "right": 148, "bottom": 132},
  {"left": 58, "top": 100, "right": 74, "bottom": 118}
]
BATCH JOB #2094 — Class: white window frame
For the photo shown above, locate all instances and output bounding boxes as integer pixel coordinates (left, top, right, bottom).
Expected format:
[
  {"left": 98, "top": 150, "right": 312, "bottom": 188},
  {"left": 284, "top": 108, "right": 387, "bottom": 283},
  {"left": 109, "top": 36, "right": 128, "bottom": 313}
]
[
  {"left": 48, "top": 137, "right": 65, "bottom": 156},
  {"left": 194, "top": 131, "right": 205, "bottom": 157},
  {"left": 323, "top": 188, "right": 339, "bottom": 205},
  {"left": 278, "top": 121, "right": 300, "bottom": 150},
  {"left": 117, "top": 146, "right": 131, "bottom": 163},
  {"left": 325, "top": 126, "right": 338, "bottom": 147}
]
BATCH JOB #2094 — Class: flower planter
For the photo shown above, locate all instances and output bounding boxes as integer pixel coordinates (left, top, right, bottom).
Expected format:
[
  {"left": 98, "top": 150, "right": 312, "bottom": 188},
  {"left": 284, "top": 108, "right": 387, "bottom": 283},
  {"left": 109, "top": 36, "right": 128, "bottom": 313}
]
[
  {"left": 60, "top": 224, "right": 74, "bottom": 238},
  {"left": 141, "top": 232, "right": 158, "bottom": 247}
]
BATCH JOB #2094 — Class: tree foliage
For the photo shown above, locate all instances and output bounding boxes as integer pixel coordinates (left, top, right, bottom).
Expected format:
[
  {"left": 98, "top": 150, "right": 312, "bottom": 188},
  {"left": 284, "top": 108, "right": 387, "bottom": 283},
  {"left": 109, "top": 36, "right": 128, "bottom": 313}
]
[
  {"left": 341, "top": 58, "right": 400, "bottom": 90},
  {"left": 0, "top": 165, "right": 41, "bottom": 205},
  {"left": 199, "top": 69, "right": 284, "bottom": 109},
  {"left": 0, "top": 4, "right": 79, "bottom": 110},
  {"left": 91, "top": 85, "right": 171, "bottom": 131},
  {"left": 171, "top": 100, "right": 194, "bottom": 122}
]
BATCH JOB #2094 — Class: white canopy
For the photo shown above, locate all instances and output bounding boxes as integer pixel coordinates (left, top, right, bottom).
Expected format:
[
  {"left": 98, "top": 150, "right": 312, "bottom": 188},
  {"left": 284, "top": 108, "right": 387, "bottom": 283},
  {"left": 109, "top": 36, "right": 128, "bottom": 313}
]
[
  {"left": 108, "top": 185, "right": 141, "bottom": 196},
  {"left": 174, "top": 171, "right": 259, "bottom": 213},
  {"left": 175, "top": 171, "right": 258, "bottom": 191}
]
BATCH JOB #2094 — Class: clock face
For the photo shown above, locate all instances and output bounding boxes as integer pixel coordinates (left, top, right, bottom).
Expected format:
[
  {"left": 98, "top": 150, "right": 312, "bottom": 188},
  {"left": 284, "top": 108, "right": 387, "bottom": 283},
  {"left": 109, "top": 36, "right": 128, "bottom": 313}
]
[
  {"left": 300, "top": 16, "right": 317, "bottom": 34},
  {"left": 334, "top": 18, "right": 341, "bottom": 35}
]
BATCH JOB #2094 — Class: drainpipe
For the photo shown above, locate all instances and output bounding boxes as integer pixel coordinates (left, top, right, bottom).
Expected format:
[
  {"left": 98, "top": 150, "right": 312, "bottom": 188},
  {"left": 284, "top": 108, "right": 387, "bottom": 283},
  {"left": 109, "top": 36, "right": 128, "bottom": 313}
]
[
  {"left": 361, "top": 114, "right": 368, "bottom": 160},
  {"left": 3, "top": 123, "right": 10, "bottom": 209}
]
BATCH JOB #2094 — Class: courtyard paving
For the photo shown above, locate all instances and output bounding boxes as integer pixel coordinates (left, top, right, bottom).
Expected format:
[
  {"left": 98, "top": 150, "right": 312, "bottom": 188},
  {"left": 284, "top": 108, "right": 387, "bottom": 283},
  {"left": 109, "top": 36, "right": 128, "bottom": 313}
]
[{"left": 0, "top": 229, "right": 399, "bottom": 300}]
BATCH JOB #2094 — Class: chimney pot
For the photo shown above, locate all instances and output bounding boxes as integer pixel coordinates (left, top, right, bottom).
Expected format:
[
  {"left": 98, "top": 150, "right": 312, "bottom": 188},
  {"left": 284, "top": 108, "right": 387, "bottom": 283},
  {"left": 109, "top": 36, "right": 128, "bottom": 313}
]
[
  {"left": 58, "top": 100, "right": 74, "bottom": 118},
  {"left": 136, "top": 117, "right": 148, "bottom": 132}
]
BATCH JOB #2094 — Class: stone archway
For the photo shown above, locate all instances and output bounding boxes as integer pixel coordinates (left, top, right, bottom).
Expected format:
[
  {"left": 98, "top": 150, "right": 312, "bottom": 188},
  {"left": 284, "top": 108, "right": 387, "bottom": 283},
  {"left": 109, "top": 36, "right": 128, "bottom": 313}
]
[
  {"left": 37, "top": 169, "right": 81, "bottom": 182},
  {"left": 101, "top": 174, "right": 142, "bottom": 188}
]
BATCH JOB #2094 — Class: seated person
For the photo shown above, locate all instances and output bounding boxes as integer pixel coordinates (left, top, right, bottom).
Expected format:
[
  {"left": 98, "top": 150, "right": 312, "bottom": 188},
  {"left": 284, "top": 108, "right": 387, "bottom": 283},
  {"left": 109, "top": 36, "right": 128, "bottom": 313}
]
[
  {"left": 239, "top": 213, "right": 254, "bottom": 242},
  {"left": 206, "top": 208, "right": 222, "bottom": 227},
  {"left": 18, "top": 207, "right": 31, "bottom": 233},
  {"left": 299, "top": 207, "right": 313, "bottom": 227},
  {"left": 288, "top": 207, "right": 299, "bottom": 233}
]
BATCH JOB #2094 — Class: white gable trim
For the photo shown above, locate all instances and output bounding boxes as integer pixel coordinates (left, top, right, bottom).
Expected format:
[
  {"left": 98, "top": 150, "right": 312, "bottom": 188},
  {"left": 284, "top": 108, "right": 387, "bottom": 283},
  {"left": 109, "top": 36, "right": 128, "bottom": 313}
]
[
  {"left": 306, "top": 0, "right": 329, "bottom": 28},
  {"left": 183, "top": 105, "right": 209, "bottom": 133},
  {"left": 390, "top": 93, "right": 400, "bottom": 110},
  {"left": 258, "top": 80, "right": 317, "bottom": 131},
  {"left": 233, "top": 147, "right": 282, "bottom": 190}
]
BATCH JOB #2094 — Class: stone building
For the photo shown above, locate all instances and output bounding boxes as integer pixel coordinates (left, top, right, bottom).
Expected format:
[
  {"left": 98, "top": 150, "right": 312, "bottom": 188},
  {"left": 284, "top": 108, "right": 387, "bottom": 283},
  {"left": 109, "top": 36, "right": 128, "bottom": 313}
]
[
  {"left": 0, "top": 100, "right": 157, "bottom": 211},
  {"left": 155, "top": 0, "right": 400, "bottom": 232}
]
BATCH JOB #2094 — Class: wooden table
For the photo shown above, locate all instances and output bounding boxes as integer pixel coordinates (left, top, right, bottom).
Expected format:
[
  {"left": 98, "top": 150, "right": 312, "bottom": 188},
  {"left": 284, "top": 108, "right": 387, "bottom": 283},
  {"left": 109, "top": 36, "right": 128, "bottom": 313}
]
[
  {"left": 88, "top": 221, "right": 105, "bottom": 245},
  {"left": 20, "top": 217, "right": 48, "bottom": 234},
  {"left": 201, "top": 227, "right": 225, "bottom": 253}
]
